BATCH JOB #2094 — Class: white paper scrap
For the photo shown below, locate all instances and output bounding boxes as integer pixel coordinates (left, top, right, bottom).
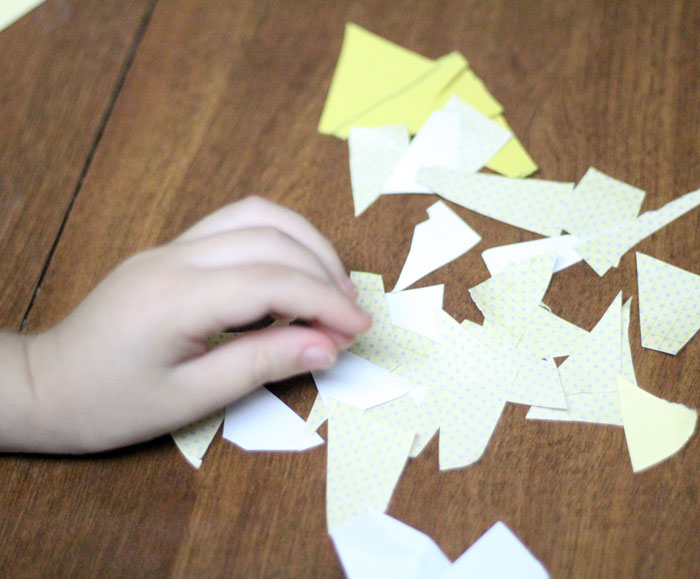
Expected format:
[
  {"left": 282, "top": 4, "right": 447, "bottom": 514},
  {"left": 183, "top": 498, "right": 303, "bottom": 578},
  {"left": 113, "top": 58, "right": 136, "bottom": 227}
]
[
  {"left": 482, "top": 235, "right": 583, "bottom": 277},
  {"left": 385, "top": 284, "right": 445, "bottom": 341}
]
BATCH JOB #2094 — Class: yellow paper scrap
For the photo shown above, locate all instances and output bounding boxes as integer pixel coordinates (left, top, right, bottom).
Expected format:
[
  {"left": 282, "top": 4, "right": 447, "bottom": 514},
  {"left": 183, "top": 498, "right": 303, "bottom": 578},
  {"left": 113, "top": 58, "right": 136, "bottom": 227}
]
[
  {"left": 484, "top": 116, "right": 538, "bottom": 178},
  {"left": 326, "top": 401, "right": 414, "bottom": 530},
  {"left": 305, "top": 394, "right": 330, "bottom": 434},
  {"left": 171, "top": 410, "right": 224, "bottom": 469},
  {"left": 617, "top": 376, "right": 697, "bottom": 473},
  {"left": 433, "top": 67, "right": 503, "bottom": 117},
  {"left": 636, "top": 253, "right": 700, "bottom": 355}
]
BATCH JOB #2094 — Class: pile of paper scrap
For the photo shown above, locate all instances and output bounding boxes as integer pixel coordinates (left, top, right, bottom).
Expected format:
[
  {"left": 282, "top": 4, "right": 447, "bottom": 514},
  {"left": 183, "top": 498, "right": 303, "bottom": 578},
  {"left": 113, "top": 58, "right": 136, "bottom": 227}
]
[{"left": 170, "top": 22, "right": 699, "bottom": 577}]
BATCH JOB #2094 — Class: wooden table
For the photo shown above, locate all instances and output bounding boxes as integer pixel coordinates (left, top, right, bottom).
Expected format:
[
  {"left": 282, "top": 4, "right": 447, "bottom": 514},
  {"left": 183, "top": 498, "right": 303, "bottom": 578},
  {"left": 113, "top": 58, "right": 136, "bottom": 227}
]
[{"left": 1, "top": 1, "right": 699, "bottom": 576}]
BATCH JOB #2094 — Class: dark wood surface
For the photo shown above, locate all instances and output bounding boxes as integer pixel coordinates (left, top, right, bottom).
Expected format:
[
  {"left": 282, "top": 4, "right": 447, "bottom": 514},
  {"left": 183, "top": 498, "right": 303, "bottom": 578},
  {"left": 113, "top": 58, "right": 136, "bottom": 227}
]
[{"left": 1, "top": 1, "right": 699, "bottom": 576}]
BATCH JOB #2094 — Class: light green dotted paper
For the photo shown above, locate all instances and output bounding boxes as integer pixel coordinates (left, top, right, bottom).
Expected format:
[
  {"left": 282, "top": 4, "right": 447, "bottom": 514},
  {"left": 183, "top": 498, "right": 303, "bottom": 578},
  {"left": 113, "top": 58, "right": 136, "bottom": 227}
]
[
  {"left": 326, "top": 401, "right": 414, "bottom": 530},
  {"left": 171, "top": 410, "right": 224, "bottom": 469},
  {"left": 563, "top": 167, "right": 645, "bottom": 237},
  {"left": 416, "top": 167, "right": 574, "bottom": 236},
  {"left": 577, "top": 188, "right": 700, "bottom": 276},
  {"left": 515, "top": 305, "right": 589, "bottom": 359},
  {"left": 636, "top": 253, "right": 700, "bottom": 355},
  {"left": 348, "top": 125, "right": 410, "bottom": 216}
]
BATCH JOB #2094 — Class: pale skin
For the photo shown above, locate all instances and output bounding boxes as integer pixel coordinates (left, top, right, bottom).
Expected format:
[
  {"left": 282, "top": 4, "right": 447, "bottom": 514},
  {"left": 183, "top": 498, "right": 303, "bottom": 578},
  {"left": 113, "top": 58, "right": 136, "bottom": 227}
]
[{"left": 0, "top": 196, "right": 371, "bottom": 454}]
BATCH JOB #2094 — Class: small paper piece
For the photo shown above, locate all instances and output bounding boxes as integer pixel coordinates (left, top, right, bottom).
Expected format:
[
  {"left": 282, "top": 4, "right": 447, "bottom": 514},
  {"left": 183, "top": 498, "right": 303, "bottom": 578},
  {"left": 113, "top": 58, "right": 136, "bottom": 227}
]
[
  {"left": 382, "top": 110, "right": 462, "bottom": 194},
  {"left": 443, "top": 96, "right": 512, "bottom": 173},
  {"left": 394, "top": 200, "right": 481, "bottom": 291},
  {"left": 222, "top": 387, "right": 323, "bottom": 451},
  {"left": 636, "top": 252, "right": 700, "bottom": 355},
  {"left": 312, "top": 351, "right": 413, "bottom": 410},
  {"left": 482, "top": 235, "right": 583, "bottom": 277},
  {"left": 576, "top": 188, "right": 700, "bottom": 276},
  {"left": 171, "top": 410, "right": 224, "bottom": 469},
  {"left": 527, "top": 293, "right": 624, "bottom": 425},
  {"left": 417, "top": 167, "right": 574, "bottom": 237},
  {"left": 349, "top": 125, "right": 409, "bottom": 216},
  {"left": 330, "top": 510, "right": 451, "bottom": 579},
  {"left": 0, "top": 0, "right": 45, "bottom": 32},
  {"left": 331, "top": 512, "right": 548, "bottom": 579},
  {"left": 305, "top": 394, "right": 330, "bottom": 433},
  {"left": 385, "top": 284, "right": 445, "bottom": 341},
  {"left": 445, "top": 521, "right": 549, "bottom": 579},
  {"left": 515, "top": 306, "right": 589, "bottom": 359},
  {"left": 484, "top": 115, "right": 538, "bottom": 178},
  {"left": 563, "top": 167, "right": 645, "bottom": 237},
  {"left": 510, "top": 357, "right": 567, "bottom": 409},
  {"left": 326, "top": 402, "right": 414, "bottom": 530},
  {"left": 621, "top": 298, "right": 637, "bottom": 385},
  {"left": 617, "top": 376, "right": 697, "bottom": 473}
]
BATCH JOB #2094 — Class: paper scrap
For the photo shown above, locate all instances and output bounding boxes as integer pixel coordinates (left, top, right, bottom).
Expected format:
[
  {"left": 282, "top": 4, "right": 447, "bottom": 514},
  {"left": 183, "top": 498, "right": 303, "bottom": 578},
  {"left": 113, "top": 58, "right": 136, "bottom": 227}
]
[
  {"left": 621, "top": 298, "right": 637, "bottom": 385},
  {"left": 576, "top": 188, "right": 700, "bottom": 276},
  {"left": 394, "top": 200, "right": 481, "bottom": 291},
  {"left": 484, "top": 115, "right": 538, "bottom": 178},
  {"left": 385, "top": 284, "right": 445, "bottom": 341},
  {"left": 417, "top": 167, "right": 574, "bottom": 237},
  {"left": 527, "top": 293, "right": 624, "bottom": 425},
  {"left": 563, "top": 167, "right": 645, "bottom": 237},
  {"left": 515, "top": 305, "right": 589, "bottom": 359},
  {"left": 433, "top": 67, "right": 504, "bottom": 118},
  {"left": 332, "top": 512, "right": 548, "bottom": 579},
  {"left": 510, "top": 357, "right": 567, "bottom": 409},
  {"left": 349, "top": 125, "right": 409, "bottom": 216},
  {"left": 305, "top": 394, "right": 330, "bottom": 433},
  {"left": 222, "top": 387, "right": 323, "bottom": 451},
  {"left": 326, "top": 402, "right": 414, "bottom": 530},
  {"left": 482, "top": 234, "right": 583, "bottom": 277},
  {"left": 636, "top": 252, "right": 700, "bottom": 355},
  {"left": 312, "top": 350, "right": 413, "bottom": 409},
  {"left": 382, "top": 110, "right": 462, "bottom": 194},
  {"left": 0, "top": 0, "right": 45, "bottom": 32},
  {"left": 617, "top": 376, "right": 697, "bottom": 473},
  {"left": 171, "top": 410, "right": 224, "bottom": 469},
  {"left": 331, "top": 510, "right": 451, "bottom": 579}
]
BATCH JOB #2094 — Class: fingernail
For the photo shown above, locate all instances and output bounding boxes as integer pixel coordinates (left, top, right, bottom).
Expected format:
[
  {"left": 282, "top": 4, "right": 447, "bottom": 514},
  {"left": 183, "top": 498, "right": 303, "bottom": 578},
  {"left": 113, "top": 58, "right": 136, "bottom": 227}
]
[{"left": 302, "top": 346, "right": 336, "bottom": 370}]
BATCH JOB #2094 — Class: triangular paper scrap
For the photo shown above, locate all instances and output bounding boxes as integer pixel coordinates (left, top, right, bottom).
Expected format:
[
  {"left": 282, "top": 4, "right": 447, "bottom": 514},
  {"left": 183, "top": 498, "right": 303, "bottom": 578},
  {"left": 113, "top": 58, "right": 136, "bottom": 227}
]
[
  {"left": 385, "top": 284, "right": 445, "bottom": 341},
  {"left": 171, "top": 410, "right": 224, "bottom": 469},
  {"left": 0, "top": 0, "right": 45, "bottom": 32},
  {"left": 417, "top": 167, "right": 574, "bottom": 236},
  {"left": 326, "top": 402, "right": 414, "bottom": 530},
  {"left": 349, "top": 125, "right": 409, "bottom": 216},
  {"left": 330, "top": 511, "right": 451, "bottom": 579},
  {"left": 444, "top": 521, "right": 549, "bottom": 579},
  {"left": 563, "top": 167, "right": 645, "bottom": 237},
  {"left": 443, "top": 96, "right": 512, "bottom": 173},
  {"left": 305, "top": 393, "right": 330, "bottom": 433},
  {"left": 382, "top": 109, "right": 462, "bottom": 194},
  {"left": 394, "top": 200, "right": 481, "bottom": 291},
  {"left": 576, "top": 188, "right": 700, "bottom": 276},
  {"left": 527, "top": 293, "right": 624, "bottom": 425},
  {"left": 223, "top": 387, "right": 323, "bottom": 451},
  {"left": 636, "top": 252, "right": 700, "bottom": 355},
  {"left": 433, "top": 67, "right": 503, "bottom": 118},
  {"left": 617, "top": 376, "right": 697, "bottom": 473},
  {"left": 484, "top": 115, "right": 539, "bottom": 178}
]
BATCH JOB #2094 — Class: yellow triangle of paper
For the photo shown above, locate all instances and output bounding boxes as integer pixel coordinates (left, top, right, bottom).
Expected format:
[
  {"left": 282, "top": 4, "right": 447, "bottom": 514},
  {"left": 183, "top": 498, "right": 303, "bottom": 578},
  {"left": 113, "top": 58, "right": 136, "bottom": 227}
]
[
  {"left": 485, "top": 116, "right": 538, "bottom": 178},
  {"left": 318, "top": 23, "right": 434, "bottom": 137},
  {"left": 617, "top": 376, "right": 697, "bottom": 473},
  {"left": 433, "top": 68, "right": 503, "bottom": 117},
  {"left": 171, "top": 410, "right": 224, "bottom": 469}
]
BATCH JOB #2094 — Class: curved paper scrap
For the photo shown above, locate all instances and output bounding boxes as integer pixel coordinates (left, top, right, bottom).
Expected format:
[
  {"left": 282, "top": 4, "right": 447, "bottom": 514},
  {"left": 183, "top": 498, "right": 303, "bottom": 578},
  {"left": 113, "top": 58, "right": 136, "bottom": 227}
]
[
  {"left": 577, "top": 188, "right": 700, "bottom": 276},
  {"left": 636, "top": 252, "right": 700, "bottom": 355},
  {"left": 326, "top": 403, "right": 414, "bottom": 530},
  {"left": 349, "top": 125, "right": 409, "bottom": 216},
  {"left": 394, "top": 200, "right": 481, "bottom": 291},
  {"left": 223, "top": 388, "right": 323, "bottom": 452},
  {"left": 417, "top": 167, "right": 574, "bottom": 237},
  {"left": 617, "top": 376, "right": 697, "bottom": 473},
  {"left": 171, "top": 410, "right": 224, "bottom": 469},
  {"left": 563, "top": 167, "right": 645, "bottom": 237}
]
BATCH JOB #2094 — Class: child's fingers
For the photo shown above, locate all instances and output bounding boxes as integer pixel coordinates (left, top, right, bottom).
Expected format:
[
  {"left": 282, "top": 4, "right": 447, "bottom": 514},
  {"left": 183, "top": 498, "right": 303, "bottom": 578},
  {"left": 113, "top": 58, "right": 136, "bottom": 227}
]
[
  {"left": 175, "top": 197, "right": 355, "bottom": 296},
  {"left": 171, "top": 324, "right": 338, "bottom": 414},
  {"left": 177, "top": 264, "right": 371, "bottom": 340},
  {"left": 171, "top": 227, "right": 338, "bottom": 288}
]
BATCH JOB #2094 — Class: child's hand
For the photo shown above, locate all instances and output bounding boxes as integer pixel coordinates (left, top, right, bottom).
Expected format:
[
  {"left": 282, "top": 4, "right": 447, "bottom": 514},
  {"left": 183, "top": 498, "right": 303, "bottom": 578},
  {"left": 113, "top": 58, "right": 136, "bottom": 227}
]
[{"left": 9, "top": 197, "right": 370, "bottom": 453}]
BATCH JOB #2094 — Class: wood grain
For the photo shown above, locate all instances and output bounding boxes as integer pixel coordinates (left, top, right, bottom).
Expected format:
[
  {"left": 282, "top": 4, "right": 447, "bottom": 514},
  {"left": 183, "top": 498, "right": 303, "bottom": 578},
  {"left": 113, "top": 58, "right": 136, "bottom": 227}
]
[
  {"left": 1, "top": 0, "right": 699, "bottom": 576},
  {"left": 0, "top": 0, "right": 154, "bottom": 329}
]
